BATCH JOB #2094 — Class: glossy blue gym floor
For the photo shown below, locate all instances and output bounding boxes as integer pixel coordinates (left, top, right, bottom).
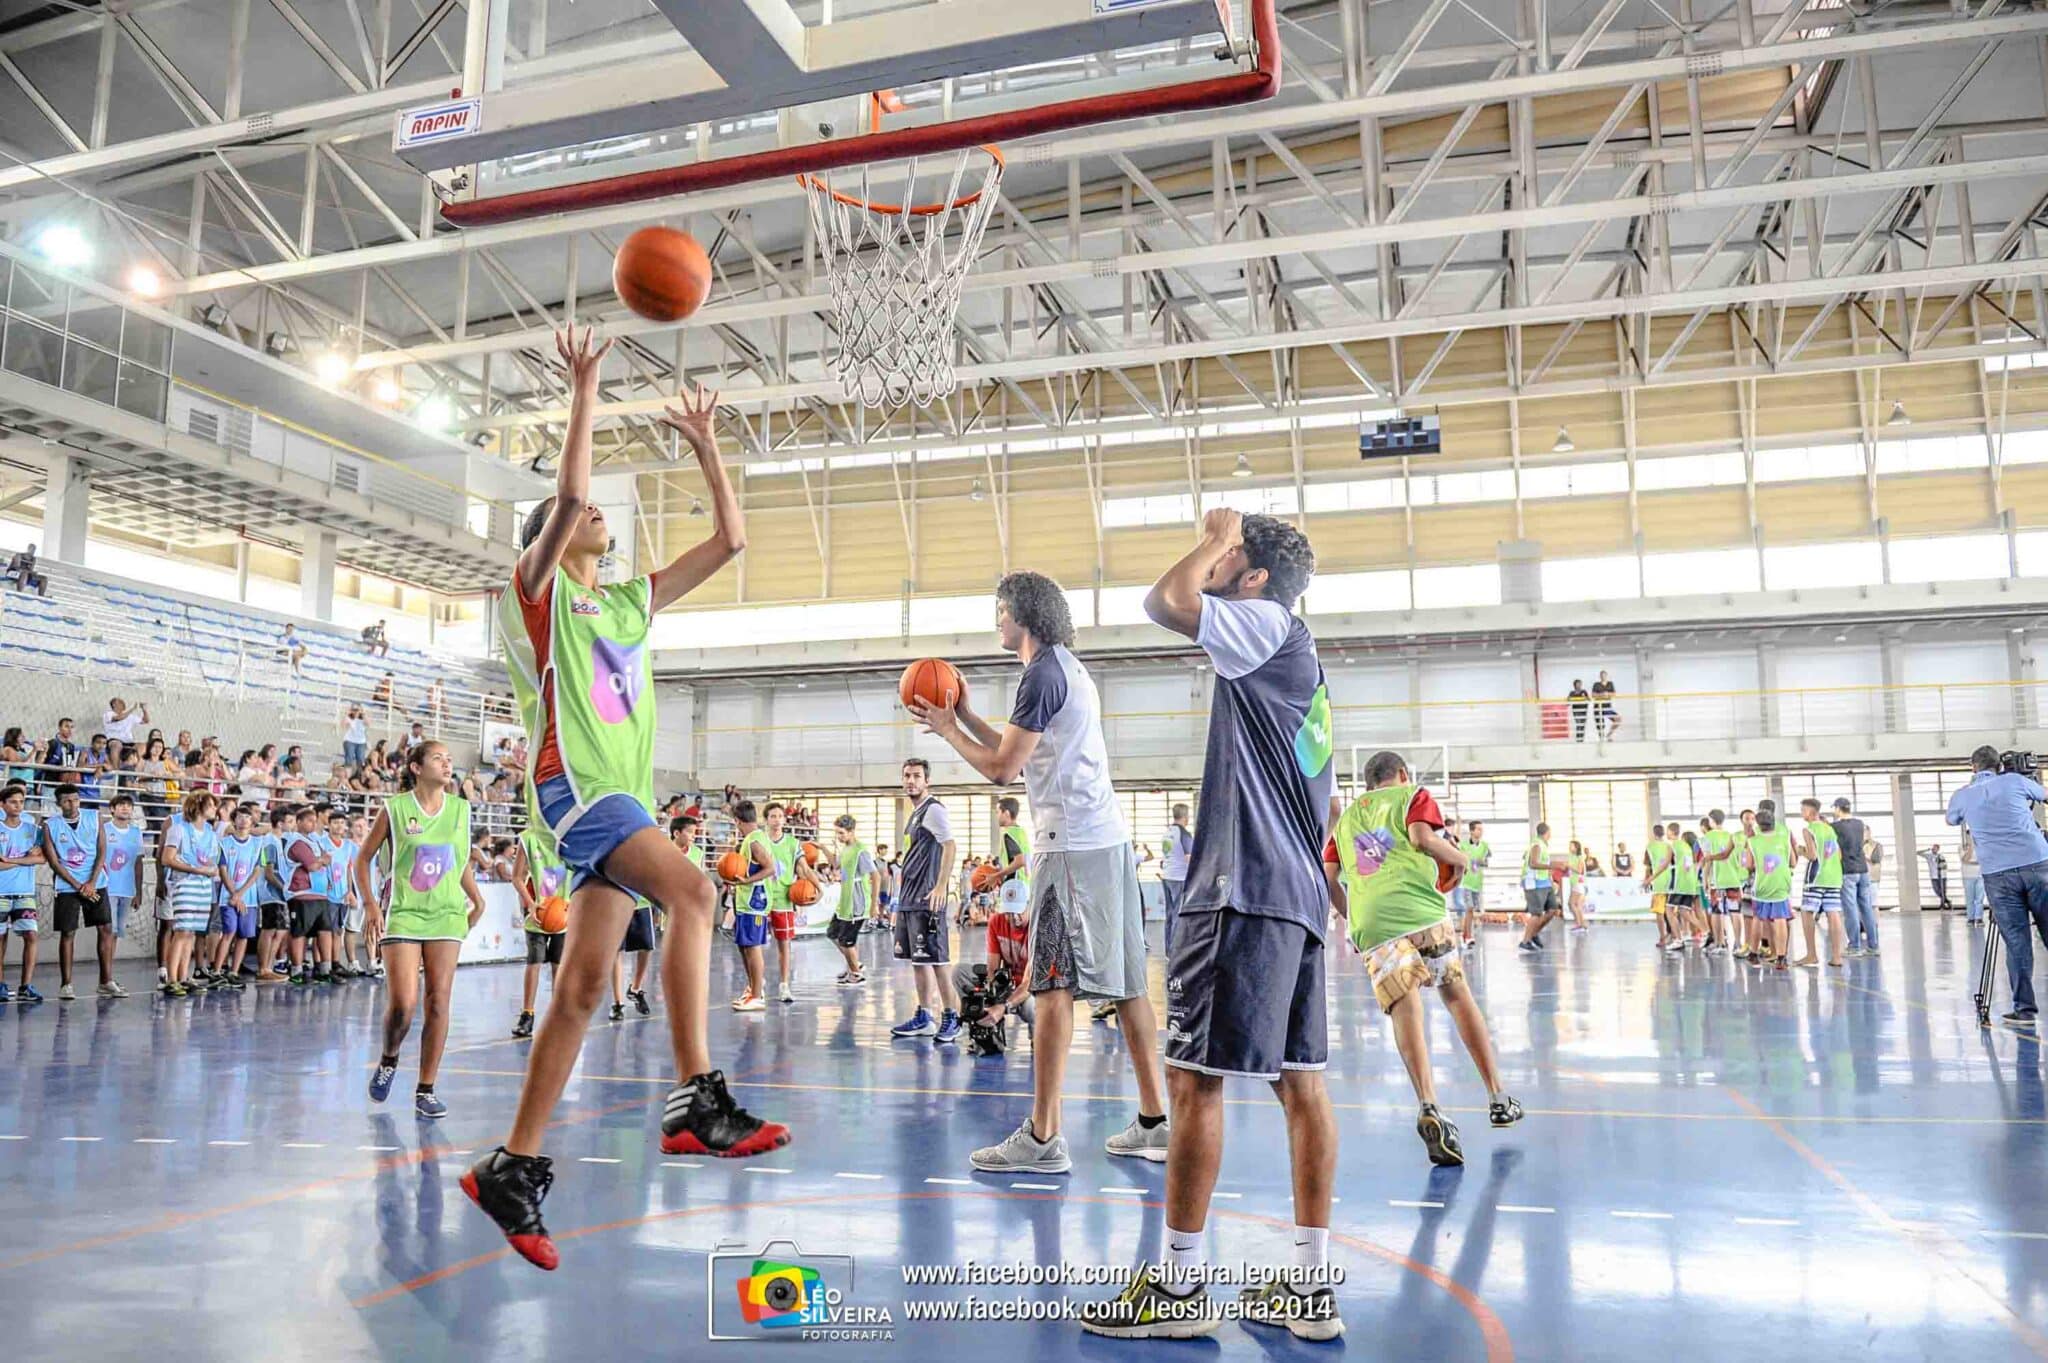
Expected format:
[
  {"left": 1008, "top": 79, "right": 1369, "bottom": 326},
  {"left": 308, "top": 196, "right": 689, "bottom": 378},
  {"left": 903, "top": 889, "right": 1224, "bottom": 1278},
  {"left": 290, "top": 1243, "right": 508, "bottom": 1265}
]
[{"left": 2, "top": 913, "right": 2042, "bottom": 1361}]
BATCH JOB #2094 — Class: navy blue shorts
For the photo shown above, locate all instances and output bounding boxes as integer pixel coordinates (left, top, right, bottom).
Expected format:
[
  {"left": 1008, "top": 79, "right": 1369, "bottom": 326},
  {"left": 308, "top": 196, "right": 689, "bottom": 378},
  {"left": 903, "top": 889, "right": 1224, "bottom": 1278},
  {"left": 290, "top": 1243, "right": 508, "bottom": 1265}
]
[
  {"left": 535, "top": 775, "right": 657, "bottom": 895},
  {"left": 893, "top": 907, "right": 950, "bottom": 964},
  {"left": 1164, "top": 907, "right": 1327, "bottom": 1081},
  {"left": 734, "top": 911, "right": 770, "bottom": 949},
  {"left": 620, "top": 904, "right": 657, "bottom": 953}
]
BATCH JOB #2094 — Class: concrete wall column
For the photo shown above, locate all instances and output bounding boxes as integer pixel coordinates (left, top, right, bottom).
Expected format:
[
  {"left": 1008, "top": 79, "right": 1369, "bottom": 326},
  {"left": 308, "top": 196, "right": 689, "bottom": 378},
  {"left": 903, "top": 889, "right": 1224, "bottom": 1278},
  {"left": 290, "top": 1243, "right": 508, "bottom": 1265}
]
[
  {"left": 299, "top": 529, "right": 337, "bottom": 621},
  {"left": 1891, "top": 771, "right": 1922, "bottom": 913},
  {"left": 40, "top": 450, "right": 91, "bottom": 563}
]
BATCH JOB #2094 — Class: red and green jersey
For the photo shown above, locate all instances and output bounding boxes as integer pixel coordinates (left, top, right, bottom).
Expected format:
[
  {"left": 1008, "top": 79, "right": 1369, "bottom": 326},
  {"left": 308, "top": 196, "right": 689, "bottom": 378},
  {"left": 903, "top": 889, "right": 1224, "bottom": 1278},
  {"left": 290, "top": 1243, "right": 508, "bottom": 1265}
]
[{"left": 1333, "top": 783, "right": 1448, "bottom": 952}]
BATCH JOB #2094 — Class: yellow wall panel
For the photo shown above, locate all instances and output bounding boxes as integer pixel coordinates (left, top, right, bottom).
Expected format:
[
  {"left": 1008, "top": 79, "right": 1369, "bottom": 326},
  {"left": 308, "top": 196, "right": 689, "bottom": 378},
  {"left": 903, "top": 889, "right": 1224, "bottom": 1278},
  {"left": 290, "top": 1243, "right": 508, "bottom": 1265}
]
[
  {"left": 1638, "top": 488, "right": 1750, "bottom": 550},
  {"left": 1522, "top": 496, "right": 1631, "bottom": 557},
  {"left": 1877, "top": 471, "right": 1995, "bottom": 535},
  {"left": 1409, "top": 504, "right": 1514, "bottom": 565},
  {"left": 1754, "top": 483, "right": 1875, "bottom": 544}
]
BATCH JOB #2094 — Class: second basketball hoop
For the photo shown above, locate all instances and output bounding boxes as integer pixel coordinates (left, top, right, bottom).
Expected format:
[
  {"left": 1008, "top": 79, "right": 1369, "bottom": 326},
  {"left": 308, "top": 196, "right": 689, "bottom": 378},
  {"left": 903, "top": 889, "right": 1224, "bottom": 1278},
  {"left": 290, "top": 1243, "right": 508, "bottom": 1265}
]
[{"left": 800, "top": 109, "right": 1003, "bottom": 409}]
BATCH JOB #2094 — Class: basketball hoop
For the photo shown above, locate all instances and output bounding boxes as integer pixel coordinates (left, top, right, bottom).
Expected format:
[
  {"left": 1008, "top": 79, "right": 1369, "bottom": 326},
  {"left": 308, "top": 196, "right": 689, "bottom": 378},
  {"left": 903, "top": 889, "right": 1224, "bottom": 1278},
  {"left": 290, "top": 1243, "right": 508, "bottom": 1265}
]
[{"left": 800, "top": 115, "right": 1004, "bottom": 409}]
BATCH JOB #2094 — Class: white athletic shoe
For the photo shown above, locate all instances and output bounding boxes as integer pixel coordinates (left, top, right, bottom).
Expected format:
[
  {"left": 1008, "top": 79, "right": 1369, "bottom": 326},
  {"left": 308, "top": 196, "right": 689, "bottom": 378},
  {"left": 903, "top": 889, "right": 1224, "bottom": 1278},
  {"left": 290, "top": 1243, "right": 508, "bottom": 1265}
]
[
  {"left": 1104, "top": 1115, "right": 1170, "bottom": 1162},
  {"left": 779, "top": 982, "right": 794, "bottom": 1004},
  {"left": 58, "top": 983, "right": 76, "bottom": 1001},
  {"left": 970, "top": 1119, "right": 1072, "bottom": 1174},
  {"left": 733, "top": 992, "right": 767, "bottom": 1012}
]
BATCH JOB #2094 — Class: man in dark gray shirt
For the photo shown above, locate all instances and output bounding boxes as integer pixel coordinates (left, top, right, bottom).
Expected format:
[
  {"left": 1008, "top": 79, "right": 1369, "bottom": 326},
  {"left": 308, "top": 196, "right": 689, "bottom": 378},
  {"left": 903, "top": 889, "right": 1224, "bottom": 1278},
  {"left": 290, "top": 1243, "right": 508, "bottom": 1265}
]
[
  {"left": 1831, "top": 797, "right": 1876, "bottom": 956},
  {"left": 1084, "top": 509, "right": 1339, "bottom": 1342}
]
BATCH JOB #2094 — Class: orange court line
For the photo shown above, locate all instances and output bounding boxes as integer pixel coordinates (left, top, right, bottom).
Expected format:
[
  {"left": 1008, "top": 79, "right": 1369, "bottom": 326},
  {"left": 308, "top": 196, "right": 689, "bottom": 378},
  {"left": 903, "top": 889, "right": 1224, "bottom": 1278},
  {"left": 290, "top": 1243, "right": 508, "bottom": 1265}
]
[{"left": 1725, "top": 1084, "right": 2048, "bottom": 1361}]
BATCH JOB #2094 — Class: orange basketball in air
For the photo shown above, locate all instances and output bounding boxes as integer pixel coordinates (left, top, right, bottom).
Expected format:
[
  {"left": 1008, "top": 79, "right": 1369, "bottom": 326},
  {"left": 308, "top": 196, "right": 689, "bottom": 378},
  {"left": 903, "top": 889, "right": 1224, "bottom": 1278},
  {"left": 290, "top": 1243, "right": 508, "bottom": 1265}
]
[
  {"left": 971, "top": 864, "right": 1003, "bottom": 895},
  {"left": 613, "top": 226, "right": 713, "bottom": 323},
  {"left": 802, "top": 841, "right": 822, "bottom": 867},
  {"left": 789, "top": 878, "right": 820, "bottom": 907},
  {"left": 536, "top": 895, "right": 569, "bottom": 933},
  {"left": 899, "top": 658, "right": 966, "bottom": 712},
  {"left": 716, "top": 850, "right": 747, "bottom": 883}
]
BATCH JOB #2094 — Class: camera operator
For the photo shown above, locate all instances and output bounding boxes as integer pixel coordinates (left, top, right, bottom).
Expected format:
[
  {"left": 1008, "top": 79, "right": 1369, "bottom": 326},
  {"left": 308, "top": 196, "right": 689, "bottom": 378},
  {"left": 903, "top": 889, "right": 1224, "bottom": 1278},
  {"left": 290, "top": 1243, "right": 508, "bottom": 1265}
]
[{"left": 1947, "top": 746, "right": 2048, "bottom": 1026}]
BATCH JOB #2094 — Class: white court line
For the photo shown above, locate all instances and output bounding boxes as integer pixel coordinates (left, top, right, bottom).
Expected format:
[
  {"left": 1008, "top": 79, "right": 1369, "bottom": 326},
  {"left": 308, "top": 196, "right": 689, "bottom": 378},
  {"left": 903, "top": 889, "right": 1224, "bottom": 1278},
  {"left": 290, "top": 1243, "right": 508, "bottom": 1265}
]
[
  {"left": 1497, "top": 1205, "right": 1555, "bottom": 1214},
  {"left": 1212, "top": 1192, "right": 1243, "bottom": 1200},
  {"left": 1611, "top": 1210, "right": 1674, "bottom": 1221},
  {"left": 663, "top": 1161, "right": 703, "bottom": 1169},
  {"left": 0, "top": 1135, "right": 23, "bottom": 1141},
  {"left": 579, "top": 1157, "right": 622, "bottom": 1165},
  {"left": 1390, "top": 1199, "right": 1445, "bottom": 1209},
  {"left": 1011, "top": 1182, "right": 1062, "bottom": 1191},
  {"left": 445, "top": 1149, "right": 473, "bottom": 1157},
  {"left": 835, "top": 1172, "right": 884, "bottom": 1181},
  {"left": 208, "top": 1140, "right": 251, "bottom": 1147},
  {"left": 60, "top": 1136, "right": 101, "bottom": 1143},
  {"left": 1101, "top": 1187, "right": 1145, "bottom": 1195},
  {"left": 925, "top": 1177, "right": 973, "bottom": 1186},
  {"left": 745, "top": 1166, "right": 793, "bottom": 1174},
  {"left": 133, "top": 1138, "right": 176, "bottom": 1145},
  {"left": 1982, "top": 1230, "right": 2048, "bottom": 1240},
  {"left": 281, "top": 1142, "right": 326, "bottom": 1149},
  {"left": 1734, "top": 1217, "right": 1800, "bottom": 1227},
  {"left": 357, "top": 1144, "right": 401, "bottom": 1152}
]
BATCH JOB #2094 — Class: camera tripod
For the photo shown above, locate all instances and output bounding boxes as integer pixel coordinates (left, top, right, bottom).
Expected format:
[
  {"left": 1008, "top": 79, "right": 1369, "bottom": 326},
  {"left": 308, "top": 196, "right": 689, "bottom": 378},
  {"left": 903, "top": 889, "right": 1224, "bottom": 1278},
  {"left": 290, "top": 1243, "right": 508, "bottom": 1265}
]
[{"left": 1976, "top": 920, "right": 2000, "bottom": 1026}]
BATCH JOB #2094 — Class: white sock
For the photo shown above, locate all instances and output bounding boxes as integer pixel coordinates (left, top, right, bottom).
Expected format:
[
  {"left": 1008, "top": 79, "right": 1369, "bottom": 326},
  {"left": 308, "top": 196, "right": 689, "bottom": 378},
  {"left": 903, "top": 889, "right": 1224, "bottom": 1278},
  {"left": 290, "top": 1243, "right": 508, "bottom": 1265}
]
[
  {"left": 1293, "top": 1226, "right": 1329, "bottom": 1274},
  {"left": 1163, "top": 1224, "right": 1205, "bottom": 1293}
]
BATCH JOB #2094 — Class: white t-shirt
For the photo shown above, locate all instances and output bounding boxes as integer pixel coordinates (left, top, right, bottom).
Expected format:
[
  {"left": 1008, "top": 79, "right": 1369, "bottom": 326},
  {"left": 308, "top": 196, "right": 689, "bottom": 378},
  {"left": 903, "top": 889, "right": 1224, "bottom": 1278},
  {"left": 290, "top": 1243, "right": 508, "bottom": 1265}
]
[
  {"left": 1196, "top": 595, "right": 1294, "bottom": 679},
  {"left": 344, "top": 716, "right": 368, "bottom": 745},
  {"left": 103, "top": 709, "right": 142, "bottom": 744},
  {"left": 1007, "top": 644, "right": 1129, "bottom": 853}
]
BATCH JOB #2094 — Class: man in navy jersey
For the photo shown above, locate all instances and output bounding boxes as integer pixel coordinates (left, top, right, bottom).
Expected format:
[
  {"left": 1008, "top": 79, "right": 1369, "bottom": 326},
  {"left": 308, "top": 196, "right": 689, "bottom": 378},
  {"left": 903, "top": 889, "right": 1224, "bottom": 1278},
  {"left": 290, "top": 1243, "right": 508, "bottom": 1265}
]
[{"left": 1084, "top": 509, "right": 1340, "bottom": 1342}]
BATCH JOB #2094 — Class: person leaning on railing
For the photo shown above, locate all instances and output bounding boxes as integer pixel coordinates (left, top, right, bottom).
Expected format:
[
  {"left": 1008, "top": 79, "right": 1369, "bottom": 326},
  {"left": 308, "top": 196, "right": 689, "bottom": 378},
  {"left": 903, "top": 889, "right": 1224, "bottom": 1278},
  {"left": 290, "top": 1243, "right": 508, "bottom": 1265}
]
[{"left": 1947, "top": 746, "right": 2048, "bottom": 1026}]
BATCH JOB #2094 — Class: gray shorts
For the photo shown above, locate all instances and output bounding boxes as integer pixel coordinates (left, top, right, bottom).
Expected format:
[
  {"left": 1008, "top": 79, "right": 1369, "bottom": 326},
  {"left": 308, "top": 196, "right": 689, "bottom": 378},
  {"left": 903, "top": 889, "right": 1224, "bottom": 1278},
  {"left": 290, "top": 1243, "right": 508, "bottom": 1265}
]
[{"left": 1025, "top": 845, "right": 1148, "bottom": 1003}]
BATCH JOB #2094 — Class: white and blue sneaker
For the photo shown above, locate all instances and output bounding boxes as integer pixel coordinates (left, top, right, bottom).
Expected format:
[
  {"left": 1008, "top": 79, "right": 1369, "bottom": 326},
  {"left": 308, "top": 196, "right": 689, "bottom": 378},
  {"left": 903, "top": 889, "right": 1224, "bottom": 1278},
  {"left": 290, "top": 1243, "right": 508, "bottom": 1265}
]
[
  {"left": 369, "top": 1063, "right": 398, "bottom": 1104},
  {"left": 414, "top": 1091, "right": 448, "bottom": 1120},
  {"left": 934, "top": 1010, "right": 962, "bottom": 1045},
  {"left": 16, "top": 984, "right": 43, "bottom": 1004},
  {"left": 891, "top": 1008, "right": 936, "bottom": 1038}
]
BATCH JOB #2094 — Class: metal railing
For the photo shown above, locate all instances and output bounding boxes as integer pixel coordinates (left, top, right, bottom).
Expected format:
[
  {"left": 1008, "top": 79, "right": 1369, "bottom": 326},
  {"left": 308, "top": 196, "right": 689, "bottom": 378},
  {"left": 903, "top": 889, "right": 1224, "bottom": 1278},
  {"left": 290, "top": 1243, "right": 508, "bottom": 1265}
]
[{"left": 693, "top": 679, "right": 2046, "bottom": 775}]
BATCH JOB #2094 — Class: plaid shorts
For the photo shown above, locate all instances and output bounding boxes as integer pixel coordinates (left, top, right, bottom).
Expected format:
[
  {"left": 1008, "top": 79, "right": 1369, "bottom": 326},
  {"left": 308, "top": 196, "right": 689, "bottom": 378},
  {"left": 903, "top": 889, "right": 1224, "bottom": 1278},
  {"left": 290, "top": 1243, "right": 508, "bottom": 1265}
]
[{"left": 1362, "top": 920, "right": 1464, "bottom": 1015}]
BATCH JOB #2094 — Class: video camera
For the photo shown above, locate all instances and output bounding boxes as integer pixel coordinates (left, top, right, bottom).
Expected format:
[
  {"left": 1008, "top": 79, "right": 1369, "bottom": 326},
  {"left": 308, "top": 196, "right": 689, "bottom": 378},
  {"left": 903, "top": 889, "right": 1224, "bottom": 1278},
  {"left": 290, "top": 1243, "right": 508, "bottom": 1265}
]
[
  {"left": 2000, "top": 751, "right": 2040, "bottom": 778},
  {"left": 958, "top": 962, "right": 1015, "bottom": 1058}
]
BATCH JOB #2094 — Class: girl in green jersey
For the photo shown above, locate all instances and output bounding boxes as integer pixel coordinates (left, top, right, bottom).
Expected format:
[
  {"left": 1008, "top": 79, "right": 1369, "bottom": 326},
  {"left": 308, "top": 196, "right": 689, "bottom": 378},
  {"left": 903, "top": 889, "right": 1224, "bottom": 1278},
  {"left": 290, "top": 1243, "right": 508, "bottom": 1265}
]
[
  {"left": 355, "top": 742, "right": 485, "bottom": 1120},
  {"left": 465, "top": 327, "right": 787, "bottom": 1274}
]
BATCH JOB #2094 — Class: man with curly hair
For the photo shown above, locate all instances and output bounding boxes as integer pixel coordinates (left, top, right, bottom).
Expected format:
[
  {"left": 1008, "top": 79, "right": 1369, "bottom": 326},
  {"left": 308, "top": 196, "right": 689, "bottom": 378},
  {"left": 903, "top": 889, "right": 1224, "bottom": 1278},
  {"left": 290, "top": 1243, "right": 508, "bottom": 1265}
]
[
  {"left": 1083, "top": 509, "right": 1341, "bottom": 1342},
  {"left": 911, "top": 569, "right": 1170, "bottom": 1174}
]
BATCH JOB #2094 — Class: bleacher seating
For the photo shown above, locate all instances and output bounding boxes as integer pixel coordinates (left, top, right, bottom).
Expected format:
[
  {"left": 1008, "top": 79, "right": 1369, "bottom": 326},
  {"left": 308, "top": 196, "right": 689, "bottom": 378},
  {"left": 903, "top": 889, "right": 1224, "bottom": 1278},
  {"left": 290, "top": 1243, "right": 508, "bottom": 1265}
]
[{"left": 0, "top": 559, "right": 501, "bottom": 748}]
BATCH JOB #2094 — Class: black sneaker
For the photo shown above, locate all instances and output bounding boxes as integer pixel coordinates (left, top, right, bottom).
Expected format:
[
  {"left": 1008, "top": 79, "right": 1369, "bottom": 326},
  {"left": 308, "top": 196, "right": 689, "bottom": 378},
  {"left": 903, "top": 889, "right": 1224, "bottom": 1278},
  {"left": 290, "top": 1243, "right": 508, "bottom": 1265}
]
[
  {"left": 461, "top": 1149, "right": 558, "bottom": 1270},
  {"left": 1489, "top": 1094, "right": 1525, "bottom": 1127},
  {"left": 660, "top": 1070, "right": 791, "bottom": 1158},
  {"left": 608, "top": 1002, "right": 626, "bottom": 1023},
  {"left": 628, "top": 988, "right": 650, "bottom": 1017},
  {"left": 1417, "top": 1102, "right": 1464, "bottom": 1166},
  {"left": 511, "top": 1010, "right": 535, "bottom": 1040}
]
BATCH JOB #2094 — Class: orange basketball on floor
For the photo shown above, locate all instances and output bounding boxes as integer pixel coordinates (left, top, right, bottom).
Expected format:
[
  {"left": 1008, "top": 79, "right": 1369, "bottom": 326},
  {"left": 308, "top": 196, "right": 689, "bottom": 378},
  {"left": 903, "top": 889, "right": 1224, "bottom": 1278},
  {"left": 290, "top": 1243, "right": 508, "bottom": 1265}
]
[
  {"left": 1436, "top": 862, "right": 1460, "bottom": 895},
  {"left": 536, "top": 895, "right": 569, "bottom": 933},
  {"left": 899, "top": 658, "right": 966, "bottom": 712},
  {"left": 802, "top": 841, "right": 822, "bottom": 867},
  {"left": 716, "top": 850, "right": 747, "bottom": 883},
  {"left": 790, "top": 878, "right": 820, "bottom": 907},
  {"left": 613, "top": 226, "right": 713, "bottom": 323},
  {"left": 971, "top": 864, "right": 1003, "bottom": 895}
]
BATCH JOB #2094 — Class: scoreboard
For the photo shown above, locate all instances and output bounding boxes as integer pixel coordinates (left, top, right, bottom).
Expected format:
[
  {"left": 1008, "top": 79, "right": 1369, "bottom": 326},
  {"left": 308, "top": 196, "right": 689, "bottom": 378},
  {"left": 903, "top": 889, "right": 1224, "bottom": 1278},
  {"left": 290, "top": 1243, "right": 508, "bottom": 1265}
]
[{"left": 1360, "top": 414, "right": 1441, "bottom": 457}]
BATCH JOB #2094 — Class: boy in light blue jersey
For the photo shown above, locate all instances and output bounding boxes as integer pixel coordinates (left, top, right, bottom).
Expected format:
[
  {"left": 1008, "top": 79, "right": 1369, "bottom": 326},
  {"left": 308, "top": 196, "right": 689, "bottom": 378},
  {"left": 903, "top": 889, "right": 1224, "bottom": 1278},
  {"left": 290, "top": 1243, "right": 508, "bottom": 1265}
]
[
  {"left": 253, "top": 807, "right": 292, "bottom": 982},
  {"left": 0, "top": 783, "right": 46, "bottom": 1002},
  {"left": 102, "top": 794, "right": 145, "bottom": 951},
  {"left": 324, "top": 809, "right": 363, "bottom": 977},
  {"left": 46, "top": 781, "right": 109, "bottom": 1001},
  {"left": 208, "top": 804, "right": 263, "bottom": 987}
]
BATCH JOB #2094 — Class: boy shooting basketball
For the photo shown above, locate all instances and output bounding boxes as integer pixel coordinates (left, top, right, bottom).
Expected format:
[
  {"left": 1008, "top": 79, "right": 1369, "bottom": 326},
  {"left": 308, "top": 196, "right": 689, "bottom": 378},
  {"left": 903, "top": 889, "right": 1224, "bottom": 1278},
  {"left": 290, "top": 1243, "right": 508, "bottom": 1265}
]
[
  {"left": 464, "top": 326, "right": 788, "bottom": 1271},
  {"left": 1327, "top": 752, "right": 1522, "bottom": 1167}
]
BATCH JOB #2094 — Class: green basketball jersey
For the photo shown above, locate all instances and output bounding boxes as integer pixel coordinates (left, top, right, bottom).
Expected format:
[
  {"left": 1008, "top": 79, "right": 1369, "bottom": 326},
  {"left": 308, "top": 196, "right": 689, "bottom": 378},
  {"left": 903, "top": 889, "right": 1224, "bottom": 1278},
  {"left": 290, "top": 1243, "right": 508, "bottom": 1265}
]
[
  {"left": 685, "top": 843, "right": 704, "bottom": 869},
  {"left": 519, "top": 827, "right": 568, "bottom": 933},
  {"left": 1523, "top": 838, "right": 1551, "bottom": 889},
  {"left": 1000, "top": 822, "right": 1032, "bottom": 893},
  {"left": 387, "top": 790, "right": 471, "bottom": 939},
  {"left": 1646, "top": 838, "right": 1672, "bottom": 890},
  {"left": 1334, "top": 784, "right": 1449, "bottom": 952},
  {"left": 1704, "top": 828, "right": 1742, "bottom": 889},
  {"left": 1752, "top": 826, "right": 1794, "bottom": 900},
  {"left": 1672, "top": 840, "right": 1701, "bottom": 895},
  {"left": 836, "top": 838, "right": 869, "bottom": 919},
  {"left": 763, "top": 832, "right": 800, "bottom": 911},
  {"left": 1461, "top": 839, "right": 1489, "bottom": 891},
  {"left": 498, "top": 565, "right": 656, "bottom": 821},
  {"left": 1809, "top": 818, "right": 1843, "bottom": 889}
]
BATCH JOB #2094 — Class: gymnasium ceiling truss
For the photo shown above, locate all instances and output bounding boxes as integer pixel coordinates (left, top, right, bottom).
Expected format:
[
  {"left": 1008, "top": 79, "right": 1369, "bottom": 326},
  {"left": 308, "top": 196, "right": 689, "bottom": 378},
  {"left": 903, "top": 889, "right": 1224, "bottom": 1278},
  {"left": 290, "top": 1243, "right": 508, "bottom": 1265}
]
[{"left": 4, "top": 0, "right": 2048, "bottom": 574}]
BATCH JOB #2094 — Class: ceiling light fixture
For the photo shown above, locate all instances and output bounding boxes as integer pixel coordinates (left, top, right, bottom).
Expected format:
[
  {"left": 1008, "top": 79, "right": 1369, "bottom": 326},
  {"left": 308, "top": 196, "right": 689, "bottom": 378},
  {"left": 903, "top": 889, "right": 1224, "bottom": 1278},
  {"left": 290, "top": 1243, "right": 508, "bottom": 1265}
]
[
  {"left": 125, "top": 265, "right": 162, "bottom": 298},
  {"left": 1231, "top": 453, "right": 1253, "bottom": 478},
  {"left": 969, "top": 478, "right": 986, "bottom": 502},
  {"left": 372, "top": 376, "right": 401, "bottom": 405},
  {"left": 33, "top": 224, "right": 90, "bottom": 269},
  {"left": 1886, "top": 400, "right": 1909, "bottom": 426},
  {"left": 689, "top": 498, "right": 706, "bottom": 518},
  {"left": 313, "top": 351, "right": 351, "bottom": 386},
  {"left": 1552, "top": 427, "right": 1575, "bottom": 453},
  {"left": 414, "top": 395, "right": 454, "bottom": 431}
]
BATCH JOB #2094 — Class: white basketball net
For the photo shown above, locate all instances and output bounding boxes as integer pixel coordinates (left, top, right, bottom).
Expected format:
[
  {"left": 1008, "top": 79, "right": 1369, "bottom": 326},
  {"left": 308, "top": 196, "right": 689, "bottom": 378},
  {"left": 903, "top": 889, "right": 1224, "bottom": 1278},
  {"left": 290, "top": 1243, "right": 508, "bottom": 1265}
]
[{"left": 802, "top": 148, "right": 1003, "bottom": 409}]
